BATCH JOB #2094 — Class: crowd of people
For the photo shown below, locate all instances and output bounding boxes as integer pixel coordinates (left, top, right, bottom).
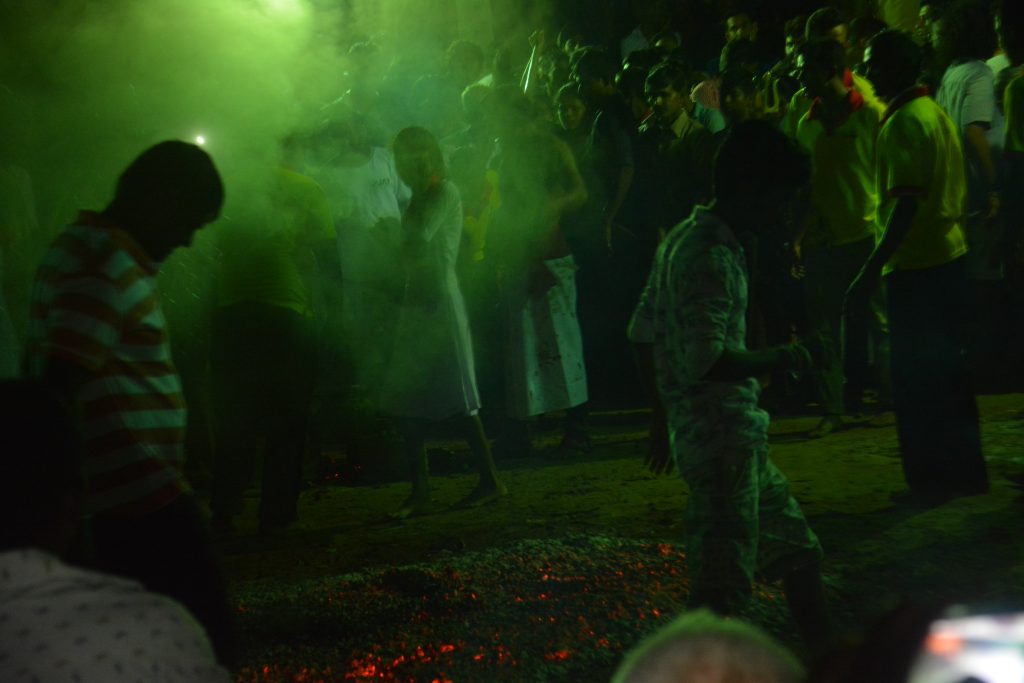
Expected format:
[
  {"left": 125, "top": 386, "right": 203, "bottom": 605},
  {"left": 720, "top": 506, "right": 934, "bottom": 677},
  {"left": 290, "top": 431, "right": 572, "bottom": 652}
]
[{"left": 2, "top": 0, "right": 1024, "bottom": 680}]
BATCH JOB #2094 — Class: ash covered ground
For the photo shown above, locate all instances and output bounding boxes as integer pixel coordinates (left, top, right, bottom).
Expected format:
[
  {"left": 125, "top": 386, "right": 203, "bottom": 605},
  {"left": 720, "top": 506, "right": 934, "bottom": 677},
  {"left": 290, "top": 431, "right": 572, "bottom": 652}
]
[{"left": 216, "top": 395, "right": 1024, "bottom": 682}]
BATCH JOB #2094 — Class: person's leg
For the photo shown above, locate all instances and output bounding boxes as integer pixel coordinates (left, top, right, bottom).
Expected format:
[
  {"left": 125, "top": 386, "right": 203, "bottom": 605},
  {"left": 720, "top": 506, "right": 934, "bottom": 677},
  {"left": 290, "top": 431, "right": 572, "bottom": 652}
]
[
  {"left": 453, "top": 414, "right": 507, "bottom": 507},
  {"left": 393, "top": 418, "right": 431, "bottom": 517},
  {"left": 89, "top": 494, "right": 237, "bottom": 666},
  {"left": 886, "top": 270, "right": 946, "bottom": 495},
  {"left": 209, "top": 305, "right": 266, "bottom": 528},
  {"left": 259, "top": 310, "right": 318, "bottom": 530},
  {"left": 754, "top": 451, "right": 829, "bottom": 650},
  {"left": 803, "top": 245, "right": 848, "bottom": 436},
  {"left": 866, "top": 282, "right": 892, "bottom": 410},
  {"left": 682, "top": 456, "right": 759, "bottom": 614},
  {"left": 561, "top": 402, "right": 592, "bottom": 452},
  {"left": 933, "top": 259, "right": 987, "bottom": 494}
]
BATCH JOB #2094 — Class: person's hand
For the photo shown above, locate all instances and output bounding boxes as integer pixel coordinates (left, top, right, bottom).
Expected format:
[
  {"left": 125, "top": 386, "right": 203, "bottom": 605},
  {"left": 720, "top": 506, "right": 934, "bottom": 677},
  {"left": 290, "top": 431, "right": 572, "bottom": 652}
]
[
  {"left": 780, "top": 341, "right": 813, "bottom": 376},
  {"left": 987, "top": 190, "right": 1001, "bottom": 220},
  {"left": 527, "top": 262, "right": 558, "bottom": 298},
  {"left": 646, "top": 409, "right": 673, "bottom": 475},
  {"left": 528, "top": 30, "right": 547, "bottom": 50}
]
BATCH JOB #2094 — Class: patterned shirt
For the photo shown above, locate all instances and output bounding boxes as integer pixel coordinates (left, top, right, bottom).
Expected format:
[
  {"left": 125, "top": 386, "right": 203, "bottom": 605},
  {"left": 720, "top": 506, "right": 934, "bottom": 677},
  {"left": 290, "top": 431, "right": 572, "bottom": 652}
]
[
  {"left": 629, "top": 207, "right": 769, "bottom": 472},
  {"left": 0, "top": 549, "right": 228, "bottom": 682},
  {"left": 25, "top": 212, "right": 189, "bottom": 516}
]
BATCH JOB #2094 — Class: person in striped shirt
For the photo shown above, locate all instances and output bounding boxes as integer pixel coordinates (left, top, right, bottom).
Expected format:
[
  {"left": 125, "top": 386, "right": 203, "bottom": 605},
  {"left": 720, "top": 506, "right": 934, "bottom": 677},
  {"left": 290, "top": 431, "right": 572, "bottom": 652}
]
[{"left": 24, "top": 140, "right": 235, "bottom": 665}]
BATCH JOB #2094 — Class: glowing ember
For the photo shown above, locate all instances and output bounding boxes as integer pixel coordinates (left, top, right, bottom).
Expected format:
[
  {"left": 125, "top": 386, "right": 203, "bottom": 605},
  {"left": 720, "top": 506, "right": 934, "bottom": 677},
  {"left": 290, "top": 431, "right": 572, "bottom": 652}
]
[{"left": 231, "top": 535, "right": 791, "bottom": 681}]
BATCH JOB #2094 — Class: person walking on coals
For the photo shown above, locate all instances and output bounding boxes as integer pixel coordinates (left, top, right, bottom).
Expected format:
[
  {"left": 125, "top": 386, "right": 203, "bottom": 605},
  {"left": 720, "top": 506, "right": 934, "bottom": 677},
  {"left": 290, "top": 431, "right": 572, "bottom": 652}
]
[
  {"left": 630, "top": 122, "right": 829, "bottom": 651},
  {"left": 382, "top": 127, "right": 506, "bottom": 519}
]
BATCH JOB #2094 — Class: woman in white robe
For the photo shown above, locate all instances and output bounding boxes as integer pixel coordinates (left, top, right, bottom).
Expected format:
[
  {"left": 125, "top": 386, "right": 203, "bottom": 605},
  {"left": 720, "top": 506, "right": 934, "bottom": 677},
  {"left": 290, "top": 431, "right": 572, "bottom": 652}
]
[{"left": 381, "top": 127, "right": 505, "bottom": 518}]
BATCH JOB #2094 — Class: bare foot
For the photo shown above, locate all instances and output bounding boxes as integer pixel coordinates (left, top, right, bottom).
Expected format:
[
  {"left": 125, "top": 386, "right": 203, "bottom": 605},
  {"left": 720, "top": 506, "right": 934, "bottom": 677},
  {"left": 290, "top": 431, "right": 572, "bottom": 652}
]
[
  {"left": 452, "top": 482, "right": 508, "bottom": 509},
  {"left": 807, "top": 416, "right": 843, "bottom": 439},
  {"left": 390, "top": 495, "right": 431, "bottom": 520}
]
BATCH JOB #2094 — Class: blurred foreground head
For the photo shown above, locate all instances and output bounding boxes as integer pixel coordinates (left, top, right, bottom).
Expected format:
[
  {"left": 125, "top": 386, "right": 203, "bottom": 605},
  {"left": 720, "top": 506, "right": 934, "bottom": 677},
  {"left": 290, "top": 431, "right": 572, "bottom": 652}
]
[
  {"left": 105, "top": 140, "right": 224, "bottom": 261},
  {"left": 612, "top": 609, "right": 803, "bottom": 683}
]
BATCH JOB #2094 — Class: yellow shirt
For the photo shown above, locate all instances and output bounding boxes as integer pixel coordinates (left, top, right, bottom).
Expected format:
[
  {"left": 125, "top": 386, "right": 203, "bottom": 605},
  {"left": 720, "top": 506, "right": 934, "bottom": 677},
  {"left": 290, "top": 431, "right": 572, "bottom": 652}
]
[
  {"left": 876, "top": 0, "right": 920, "bottom": 34},
  {"left": 218, "top": 168, "right": 335, "bottom": 316},
  {"left": 1005, "top": 73, "right": 1024, "bottom": 157},
  {"left": 796, "top": 94, "right": 881, "bottom": 247},
  {"left": 876, "top": 91, "right": 968, "bottom": 274}
]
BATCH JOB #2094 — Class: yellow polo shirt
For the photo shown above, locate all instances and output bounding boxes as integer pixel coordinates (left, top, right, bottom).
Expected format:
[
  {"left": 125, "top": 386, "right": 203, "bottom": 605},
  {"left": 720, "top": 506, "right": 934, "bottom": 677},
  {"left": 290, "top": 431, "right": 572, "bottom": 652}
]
[
  {"left": 876, "top": 92, "right": 968, "bottom": 274},
  {"left": 1005, "top": 74, "right": 1024, "bottom": 158},
  {"left": 218, "top": 168, "right": 335, "bottom": 316},
  {"left": 796, "top": 93, "right": 881, "bottom": 247}
]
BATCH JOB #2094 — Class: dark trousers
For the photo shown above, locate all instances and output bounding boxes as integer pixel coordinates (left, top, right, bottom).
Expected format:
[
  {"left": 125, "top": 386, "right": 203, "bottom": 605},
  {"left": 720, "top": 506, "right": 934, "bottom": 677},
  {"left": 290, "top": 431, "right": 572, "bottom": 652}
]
[
  {"left": 886, "top": 258, "right": 988, "bottom": 494},
  {"left": 210, "top": 302, "right": 317, "bottom": 527},
  {"left": 88, "top": 494, "right": 236, "bottom": 664},
  {"left": 804, "top": 239, "right": 874, "bottom": 416}
]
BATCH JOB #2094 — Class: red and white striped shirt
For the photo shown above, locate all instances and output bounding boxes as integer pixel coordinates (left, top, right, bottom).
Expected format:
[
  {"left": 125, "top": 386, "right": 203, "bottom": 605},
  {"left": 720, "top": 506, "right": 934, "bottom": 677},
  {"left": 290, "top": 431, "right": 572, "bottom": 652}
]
[{"left": 25, "top": 211, "right": 189, "bottom": 516}]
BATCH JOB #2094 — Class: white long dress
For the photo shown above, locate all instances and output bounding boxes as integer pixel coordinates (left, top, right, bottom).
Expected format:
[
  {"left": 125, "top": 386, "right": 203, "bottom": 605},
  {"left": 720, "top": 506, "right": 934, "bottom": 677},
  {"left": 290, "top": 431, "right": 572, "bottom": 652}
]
[{"left": 381, "top": 181, "right": 481, "bottom": 420}]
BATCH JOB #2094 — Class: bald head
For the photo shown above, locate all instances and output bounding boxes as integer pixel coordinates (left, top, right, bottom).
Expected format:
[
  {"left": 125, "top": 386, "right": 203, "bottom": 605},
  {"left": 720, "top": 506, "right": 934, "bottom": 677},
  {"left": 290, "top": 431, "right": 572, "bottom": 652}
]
[{"left": 612, "top": 610, "right": 803, "bottom": 683}]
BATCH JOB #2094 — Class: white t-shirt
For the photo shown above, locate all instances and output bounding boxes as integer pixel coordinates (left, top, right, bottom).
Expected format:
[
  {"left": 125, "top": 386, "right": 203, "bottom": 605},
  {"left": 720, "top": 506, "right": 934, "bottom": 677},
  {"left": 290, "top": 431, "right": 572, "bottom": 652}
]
[
  {"left": 0, "top": 549, "right": 229, "bottom": 683},
  {"left": 937, "top": 60, "right": 1001, "bottom": 207},
  {"left": 313, "top": 147, "right": 410, "bottom": 286}
]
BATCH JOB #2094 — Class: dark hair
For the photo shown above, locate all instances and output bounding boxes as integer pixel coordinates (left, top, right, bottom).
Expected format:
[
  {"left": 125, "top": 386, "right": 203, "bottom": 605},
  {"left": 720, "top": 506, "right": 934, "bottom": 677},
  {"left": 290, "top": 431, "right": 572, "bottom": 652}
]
[
  {"left": 573, "top": 47, "right": 619, "bottom": 85},
  {"left": 714, "top": 120, "right": 809, "bottom": 201},
  {"left": 800, "top": 38, "right": 848, "bottom": 79},
  {"left": 393, "top": 126, "right": 445, "bottom": 181},
  {"left": 446, "top": 39, "right": 485, "bottom": 67},
  {"left": 936, "top": 0, "right": 997, "bottom": 63},
  {"left": 805, "top": 7, "right": 846, "bottom": 40},
  {"left": 868, "top": 29, "right": 924, "bottom": 88},
  {"left": 617, "top": 64, "right": 650, "bottom": 99},
  {"left": 645, "top": 60, "right": 691, "bottom": 96},
  {"left": 784, "top": 14, "right": 808, "bottom": 40},
  {"left": 624, "top": 47, "right": 666, "bottom": 75},
  {"left": 113, "top": 140, "right": 223, "bottom": 224},
  {"left": 724, "top": 6, "right": 759, "bottom": 24},
  {"left": 849, "top": 16, "right": 888, "bottom": 45},
  {"left": 0, "top": 380, "right": 83, "bottom": 549}
]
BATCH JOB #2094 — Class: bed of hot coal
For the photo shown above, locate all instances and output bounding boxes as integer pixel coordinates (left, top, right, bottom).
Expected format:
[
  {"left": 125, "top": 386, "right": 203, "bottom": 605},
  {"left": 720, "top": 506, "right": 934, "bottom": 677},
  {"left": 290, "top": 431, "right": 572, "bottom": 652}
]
[{"left": 232, "top": 534, "right": 794, "bottom": 682}]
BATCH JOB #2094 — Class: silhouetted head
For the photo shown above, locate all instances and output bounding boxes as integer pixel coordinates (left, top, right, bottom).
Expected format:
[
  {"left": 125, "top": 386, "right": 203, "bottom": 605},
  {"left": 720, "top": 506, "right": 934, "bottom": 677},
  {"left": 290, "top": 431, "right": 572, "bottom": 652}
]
[
  {"left": 798, "top": 38, "right": 848, "bottom": 99},
  {"left": 933, "top": 0, "right": 997, "bottom": 67},
  {"left": 999, "top": 0, "right": 1024, "bottom": 65},
  {"left": 714, "top": 119, "right": 810, "bottom": 232},
  {"left": 0, "top": 380, "right": 84, "bottom": 554},
  {"left": 725, "top": 11, "right": 759, "bottom": 44},
  {"left": 645, "top": 60, "right": 692, "bottom": 125},
  {"left": 863, "top": 29, "right": 923, "bottom": 102},
  {"left": 555, "top": 82, "right": 589, "bottom": 132},
  {"left": 806, "top": 7, "right": 850, "bottom": 50},
  {"left": 105, "top": 140, "right": 223, "bottom": 261},
  {"left": 392, "top": 126, "right": 444, "bottom": 194}
]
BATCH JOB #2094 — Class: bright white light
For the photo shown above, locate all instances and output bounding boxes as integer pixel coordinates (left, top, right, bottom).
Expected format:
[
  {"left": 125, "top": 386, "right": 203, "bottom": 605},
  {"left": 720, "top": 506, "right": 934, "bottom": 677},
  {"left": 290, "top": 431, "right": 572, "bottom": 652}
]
[
  {"left": 264, "top": 0, "right": 305, "bottom": 16},
  {"left": 195, "top": 135, "right": 206, "bottom": 146}
]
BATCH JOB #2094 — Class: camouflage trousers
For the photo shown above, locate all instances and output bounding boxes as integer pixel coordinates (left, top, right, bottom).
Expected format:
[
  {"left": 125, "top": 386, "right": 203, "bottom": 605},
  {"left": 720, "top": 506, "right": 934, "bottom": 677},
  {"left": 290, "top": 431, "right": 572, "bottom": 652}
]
[{"left": 681, "top": 448, "right": 823, "bottom": 613}]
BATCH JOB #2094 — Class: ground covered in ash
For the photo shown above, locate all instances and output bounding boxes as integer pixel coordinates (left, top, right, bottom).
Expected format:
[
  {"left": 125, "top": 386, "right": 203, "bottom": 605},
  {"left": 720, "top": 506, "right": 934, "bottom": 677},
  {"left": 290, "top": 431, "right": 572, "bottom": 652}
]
[{"left": 217, "top": 396, "right": 1024, "bottom": 682}]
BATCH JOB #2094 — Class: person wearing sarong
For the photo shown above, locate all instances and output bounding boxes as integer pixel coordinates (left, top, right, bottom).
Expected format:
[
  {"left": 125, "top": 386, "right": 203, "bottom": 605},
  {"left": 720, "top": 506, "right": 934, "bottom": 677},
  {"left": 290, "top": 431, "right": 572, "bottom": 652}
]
[{"left": 488, "top": 88, "right": 591, "bottom": 455}]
